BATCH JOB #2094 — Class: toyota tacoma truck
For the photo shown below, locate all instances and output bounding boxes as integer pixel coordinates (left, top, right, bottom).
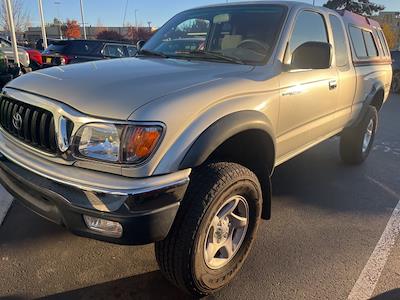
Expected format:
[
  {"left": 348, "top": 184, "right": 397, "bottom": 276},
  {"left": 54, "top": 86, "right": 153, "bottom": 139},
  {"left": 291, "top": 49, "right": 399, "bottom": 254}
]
[{"left": 0, "top": 2, "right": 392, "bottom": 296}]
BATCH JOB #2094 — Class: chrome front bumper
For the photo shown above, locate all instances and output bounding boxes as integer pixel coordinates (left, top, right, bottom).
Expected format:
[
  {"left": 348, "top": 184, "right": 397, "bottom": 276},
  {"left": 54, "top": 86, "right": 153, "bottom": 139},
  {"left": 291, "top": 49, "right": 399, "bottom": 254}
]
[{"left": 0, "top": 129, "right": 190, "bottom": 212}]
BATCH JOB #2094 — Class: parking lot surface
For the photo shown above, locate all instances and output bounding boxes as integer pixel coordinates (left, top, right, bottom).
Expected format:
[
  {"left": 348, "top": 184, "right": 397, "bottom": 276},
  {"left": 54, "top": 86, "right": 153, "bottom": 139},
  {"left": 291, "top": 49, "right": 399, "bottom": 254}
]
[{"left": 0, "top": 95, "right": 399, "bottom": 300}]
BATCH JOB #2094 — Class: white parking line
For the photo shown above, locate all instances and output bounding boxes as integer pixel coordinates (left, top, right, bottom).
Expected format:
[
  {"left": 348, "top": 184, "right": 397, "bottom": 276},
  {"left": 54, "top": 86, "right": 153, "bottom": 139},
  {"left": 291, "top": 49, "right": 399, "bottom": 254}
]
[
  {"left": 0, "top": 185, "right": 13, "bottom": 226},
  {"left": 348, "top": 177, "right": 400, "bottom": 300}
]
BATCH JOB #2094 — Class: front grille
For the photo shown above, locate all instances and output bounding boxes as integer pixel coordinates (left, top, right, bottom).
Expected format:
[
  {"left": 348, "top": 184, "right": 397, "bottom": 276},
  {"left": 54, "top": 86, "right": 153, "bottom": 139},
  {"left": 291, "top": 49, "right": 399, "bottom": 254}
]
[{"left": 0, "top": 96, "right": 58, "bottom": 154}]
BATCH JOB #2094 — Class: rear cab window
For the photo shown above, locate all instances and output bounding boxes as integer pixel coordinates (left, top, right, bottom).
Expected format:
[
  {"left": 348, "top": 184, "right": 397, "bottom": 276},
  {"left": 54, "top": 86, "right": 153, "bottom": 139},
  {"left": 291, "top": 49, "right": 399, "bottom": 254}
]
[
  {"left": 68, "top": 41, "right": 100, "bottom": 55},
  {"left": 363, "top": 30, "right": 378, "bottom": 57},
  {"left": 329, "top": 14, "right": 350, "bottom": 68},
  {"left": 42, "top": 41, "right": 100, "bottom": 55},
  {"left": 349, "top": 26, "right": 380, "bottom": 59},
  {"left": 377, "top": 29, "right": 391, "bottom": 57},
  {"left": 341, "top": 10, "right": 391, "bottom": 64},
  {"left": 349, "top": 26, "right": 368, "bottom": 58}
]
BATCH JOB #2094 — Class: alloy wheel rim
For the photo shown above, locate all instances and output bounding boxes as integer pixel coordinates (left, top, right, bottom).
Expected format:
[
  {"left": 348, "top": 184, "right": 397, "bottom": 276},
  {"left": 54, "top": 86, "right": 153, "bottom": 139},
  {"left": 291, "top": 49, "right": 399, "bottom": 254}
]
[
  {"left": 203, "top": 195, "right": 249, "bottom": 270},
  {"left": 362, "top": 119, "right": 374, "bottom": 153}
]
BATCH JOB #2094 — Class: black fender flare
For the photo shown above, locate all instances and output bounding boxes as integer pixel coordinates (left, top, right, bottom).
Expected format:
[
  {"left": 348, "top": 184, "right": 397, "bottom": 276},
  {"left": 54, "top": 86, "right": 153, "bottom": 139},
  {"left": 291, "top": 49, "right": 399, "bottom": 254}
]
[
  {"left": 179, "top": 110, "right": 275, "bottom": 169},
  {"left": 179, "top": 110, "right": 275, "bottom": 220},
  {"left": 350, "top": 82, "right": 385, "bottom": 128}
]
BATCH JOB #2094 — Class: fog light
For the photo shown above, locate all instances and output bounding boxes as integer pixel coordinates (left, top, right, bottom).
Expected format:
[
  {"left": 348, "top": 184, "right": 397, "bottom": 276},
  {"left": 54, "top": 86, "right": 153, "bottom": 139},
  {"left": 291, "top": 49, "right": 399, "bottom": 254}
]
[{"left": 83, "top": 215, "right": 123, "bottom": 238}]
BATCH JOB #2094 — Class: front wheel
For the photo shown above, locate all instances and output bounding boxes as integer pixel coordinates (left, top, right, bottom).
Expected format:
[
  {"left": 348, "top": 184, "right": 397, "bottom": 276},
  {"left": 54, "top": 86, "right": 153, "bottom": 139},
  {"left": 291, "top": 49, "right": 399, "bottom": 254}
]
[
  {"left": 340, "top": 105, "right": 378, "bottom": 165},
  {"left": 155, "top": 162, "right": 262, "bottom": 297}
]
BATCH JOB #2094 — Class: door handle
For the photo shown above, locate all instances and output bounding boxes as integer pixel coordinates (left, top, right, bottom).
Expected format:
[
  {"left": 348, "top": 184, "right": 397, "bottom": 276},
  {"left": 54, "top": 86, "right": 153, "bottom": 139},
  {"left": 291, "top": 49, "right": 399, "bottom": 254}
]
[{"left": 329, "top": 80, "right": 338, "bottom": 90}]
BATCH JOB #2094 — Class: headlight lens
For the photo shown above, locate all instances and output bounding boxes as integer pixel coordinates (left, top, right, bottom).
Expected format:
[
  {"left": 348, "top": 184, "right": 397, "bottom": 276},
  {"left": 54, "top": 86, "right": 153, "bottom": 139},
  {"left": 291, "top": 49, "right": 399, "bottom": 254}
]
[
  {"left": 75, "top": 123, "right": 163, "bottom": 164},
  {"left": 77, "top": 123, "right": 121, "bottom": 162}
]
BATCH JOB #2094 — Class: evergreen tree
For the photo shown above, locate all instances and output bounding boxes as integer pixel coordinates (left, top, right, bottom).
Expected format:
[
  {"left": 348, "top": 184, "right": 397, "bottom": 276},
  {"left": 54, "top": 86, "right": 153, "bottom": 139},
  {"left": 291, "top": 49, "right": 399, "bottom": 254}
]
[{"left": 324, "top": 0, "right": 384, "bottom": 16}]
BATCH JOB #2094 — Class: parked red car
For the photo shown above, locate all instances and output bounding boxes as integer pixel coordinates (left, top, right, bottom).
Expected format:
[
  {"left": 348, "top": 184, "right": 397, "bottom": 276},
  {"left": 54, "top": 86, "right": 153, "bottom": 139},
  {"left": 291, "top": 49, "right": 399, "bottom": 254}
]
[{"left": 25, "top": 49, "right": 42, "bottom": 70}]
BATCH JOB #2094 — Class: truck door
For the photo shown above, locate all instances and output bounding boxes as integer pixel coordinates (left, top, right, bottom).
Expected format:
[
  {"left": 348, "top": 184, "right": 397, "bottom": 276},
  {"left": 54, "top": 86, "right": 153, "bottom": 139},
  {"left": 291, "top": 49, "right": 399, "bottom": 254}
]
[
  {"left": 329, "top": 14, "right": 357, "bottom": 130},
  {"left": 277, "top": 10, "right": 339, "bottom": 160}
]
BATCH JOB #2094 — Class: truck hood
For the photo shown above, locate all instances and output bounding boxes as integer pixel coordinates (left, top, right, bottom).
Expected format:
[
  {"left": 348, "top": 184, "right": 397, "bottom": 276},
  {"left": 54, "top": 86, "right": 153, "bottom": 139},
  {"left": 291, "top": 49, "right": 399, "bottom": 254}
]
[{"left": 6, "top": 58, "right": 253, "bottom": 120}]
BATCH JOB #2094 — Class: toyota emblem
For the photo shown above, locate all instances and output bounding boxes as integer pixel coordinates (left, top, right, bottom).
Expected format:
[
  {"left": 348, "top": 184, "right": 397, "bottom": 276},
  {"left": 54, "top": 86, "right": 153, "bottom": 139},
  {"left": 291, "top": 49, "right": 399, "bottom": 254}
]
[{"left": 12, "top": 112, "right": 23, "bottom": 130}]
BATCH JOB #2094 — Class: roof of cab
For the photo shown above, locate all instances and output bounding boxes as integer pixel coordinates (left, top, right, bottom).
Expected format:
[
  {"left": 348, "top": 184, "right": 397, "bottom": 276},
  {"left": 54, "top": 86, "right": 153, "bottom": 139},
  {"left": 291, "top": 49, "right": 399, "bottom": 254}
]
[
  {"left": 182, "top": 1, "right": 348, "bottom": 20},
  {"left": 190, "top": 1, "right": 326, "bottom": 11},
  {"left": 337, "top": 10, "right": 381, "bottom": 29},
  {"left": 188, "top": 1, "right": 381, "bottom": 30}
]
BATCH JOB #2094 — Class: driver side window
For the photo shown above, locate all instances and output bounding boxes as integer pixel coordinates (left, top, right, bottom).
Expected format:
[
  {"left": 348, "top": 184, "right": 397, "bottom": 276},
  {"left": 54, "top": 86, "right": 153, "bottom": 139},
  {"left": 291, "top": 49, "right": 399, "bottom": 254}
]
[{"left": 289, "top": 11, "right": 328, "bottom": 55}]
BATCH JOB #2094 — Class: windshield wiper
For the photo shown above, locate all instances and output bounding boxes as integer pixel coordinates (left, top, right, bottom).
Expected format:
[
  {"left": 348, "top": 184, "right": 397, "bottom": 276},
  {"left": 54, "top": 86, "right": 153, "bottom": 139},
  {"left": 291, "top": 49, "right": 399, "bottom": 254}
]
[
  {"left": 175, "top": 50, "right": 245, "bottom": 65},
  {"left": 137, "top": 49, "right": 169, "bottom": 58}
]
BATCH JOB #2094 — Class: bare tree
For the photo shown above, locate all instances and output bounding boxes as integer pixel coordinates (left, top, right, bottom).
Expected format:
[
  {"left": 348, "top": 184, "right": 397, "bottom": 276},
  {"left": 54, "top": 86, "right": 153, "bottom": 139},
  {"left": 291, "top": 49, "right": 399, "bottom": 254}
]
[{"left": 1, "top": 0, "right": 31, "bottom": 32}]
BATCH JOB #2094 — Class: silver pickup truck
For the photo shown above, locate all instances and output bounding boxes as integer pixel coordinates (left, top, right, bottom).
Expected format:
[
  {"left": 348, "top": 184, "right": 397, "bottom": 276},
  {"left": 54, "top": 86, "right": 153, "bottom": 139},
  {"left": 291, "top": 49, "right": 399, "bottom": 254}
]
[
  {"left": 0, "top": 2, "right": 392, "bottom": 296},
  {"left": 0, "top": 37, "right": 31, "bottom": 72}
]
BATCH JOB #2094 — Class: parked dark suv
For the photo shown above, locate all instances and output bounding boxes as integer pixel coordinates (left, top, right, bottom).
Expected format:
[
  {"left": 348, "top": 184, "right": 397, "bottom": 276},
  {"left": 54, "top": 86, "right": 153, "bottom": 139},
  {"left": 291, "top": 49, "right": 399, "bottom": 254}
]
[
  {"left": 391, "top": 50, "right": 400, "bottom": 93},
  {"left": 42, "top": 39, "right": 137, "bottom": 67}
]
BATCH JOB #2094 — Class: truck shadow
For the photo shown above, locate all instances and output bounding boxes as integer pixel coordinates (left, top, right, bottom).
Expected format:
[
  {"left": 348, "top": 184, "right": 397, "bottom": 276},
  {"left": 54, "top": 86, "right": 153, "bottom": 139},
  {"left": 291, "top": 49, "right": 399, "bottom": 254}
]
[
  {"left": 272, "top": 95, "right": 400, "bottom": 213},
  {"left": 0, "top": 201, "right": 70, "bottom": 246},
  {"left": 41, "top": 270, "right": 199, "bottom": 300},
  {"left": 271, "top": 137, "right": 399, "bottom": 213}
]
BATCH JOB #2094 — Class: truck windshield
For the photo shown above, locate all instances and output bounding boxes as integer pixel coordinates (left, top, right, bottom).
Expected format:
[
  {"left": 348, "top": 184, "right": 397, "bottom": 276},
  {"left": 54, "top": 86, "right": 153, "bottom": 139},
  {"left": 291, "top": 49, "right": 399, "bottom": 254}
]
[{"left": 142, "top": 5, "right": 287, "bottom": 65}]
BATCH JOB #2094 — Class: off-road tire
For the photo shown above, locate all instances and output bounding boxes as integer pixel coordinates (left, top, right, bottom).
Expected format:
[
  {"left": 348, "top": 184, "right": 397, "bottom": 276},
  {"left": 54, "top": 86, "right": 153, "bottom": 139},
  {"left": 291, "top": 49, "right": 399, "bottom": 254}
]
[
  {"left": 340, "top": 105, "right": 378, "bottom": 165},
  {"left": 155, "top": 162, "right": 262, "bottom": 297}
]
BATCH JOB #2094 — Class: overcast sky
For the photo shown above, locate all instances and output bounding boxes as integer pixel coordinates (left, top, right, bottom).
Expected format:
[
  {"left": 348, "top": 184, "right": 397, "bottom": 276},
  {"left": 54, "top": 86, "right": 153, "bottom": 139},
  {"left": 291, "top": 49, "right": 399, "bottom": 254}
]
[{"left": 21, "top": 0, "right": 400, "bottom": 28}]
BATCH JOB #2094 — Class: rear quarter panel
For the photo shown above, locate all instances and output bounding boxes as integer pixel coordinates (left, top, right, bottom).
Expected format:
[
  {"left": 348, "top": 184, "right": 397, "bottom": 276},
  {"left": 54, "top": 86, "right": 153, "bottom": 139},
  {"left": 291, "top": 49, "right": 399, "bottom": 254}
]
[{"left": 350, "top": 63, "right": 392, "bottom": 120}]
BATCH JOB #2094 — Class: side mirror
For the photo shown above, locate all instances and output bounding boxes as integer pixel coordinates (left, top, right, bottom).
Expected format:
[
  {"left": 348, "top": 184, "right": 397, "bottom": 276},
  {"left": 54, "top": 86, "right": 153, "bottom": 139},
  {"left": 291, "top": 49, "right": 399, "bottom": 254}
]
[
  {"left": 136, "top": 40, "right": 146, "bottom": 51},
  {"left": 290, "top": 42, "right": 331, "bottom": 70}
]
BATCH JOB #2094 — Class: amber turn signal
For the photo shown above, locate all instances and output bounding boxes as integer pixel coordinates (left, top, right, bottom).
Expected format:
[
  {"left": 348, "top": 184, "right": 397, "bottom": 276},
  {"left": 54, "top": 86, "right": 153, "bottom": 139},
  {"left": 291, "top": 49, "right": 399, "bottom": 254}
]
[{"left": 123, "top": 126, "right": 163, "bottom": 163}]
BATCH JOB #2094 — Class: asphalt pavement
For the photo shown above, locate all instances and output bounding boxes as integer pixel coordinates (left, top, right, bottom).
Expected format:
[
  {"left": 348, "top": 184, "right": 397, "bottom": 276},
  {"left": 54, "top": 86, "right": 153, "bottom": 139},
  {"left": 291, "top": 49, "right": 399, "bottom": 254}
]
[{"left": 0, "top": 94, "right": 399, "bottom": 300}]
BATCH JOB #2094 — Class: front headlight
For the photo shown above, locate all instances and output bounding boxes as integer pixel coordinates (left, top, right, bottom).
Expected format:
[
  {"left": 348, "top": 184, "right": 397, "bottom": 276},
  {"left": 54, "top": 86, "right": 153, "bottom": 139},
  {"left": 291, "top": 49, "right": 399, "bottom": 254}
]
[
  {"left": 24, "top": 52, "right": 30, "bottom": 64},
  {"left": 74, "top": 123, "right": 163, "bottom": 164}
]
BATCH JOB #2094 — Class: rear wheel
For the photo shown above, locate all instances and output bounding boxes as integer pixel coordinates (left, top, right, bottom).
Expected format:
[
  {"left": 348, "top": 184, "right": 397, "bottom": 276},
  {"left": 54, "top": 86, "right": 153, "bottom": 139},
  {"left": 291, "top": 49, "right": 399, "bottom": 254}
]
[
  {"left": 340, "top": 105, "right": 378, "bottom": 165},
  {"left": 155, "top": 162, "right": 262, "bottom": 297}
]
